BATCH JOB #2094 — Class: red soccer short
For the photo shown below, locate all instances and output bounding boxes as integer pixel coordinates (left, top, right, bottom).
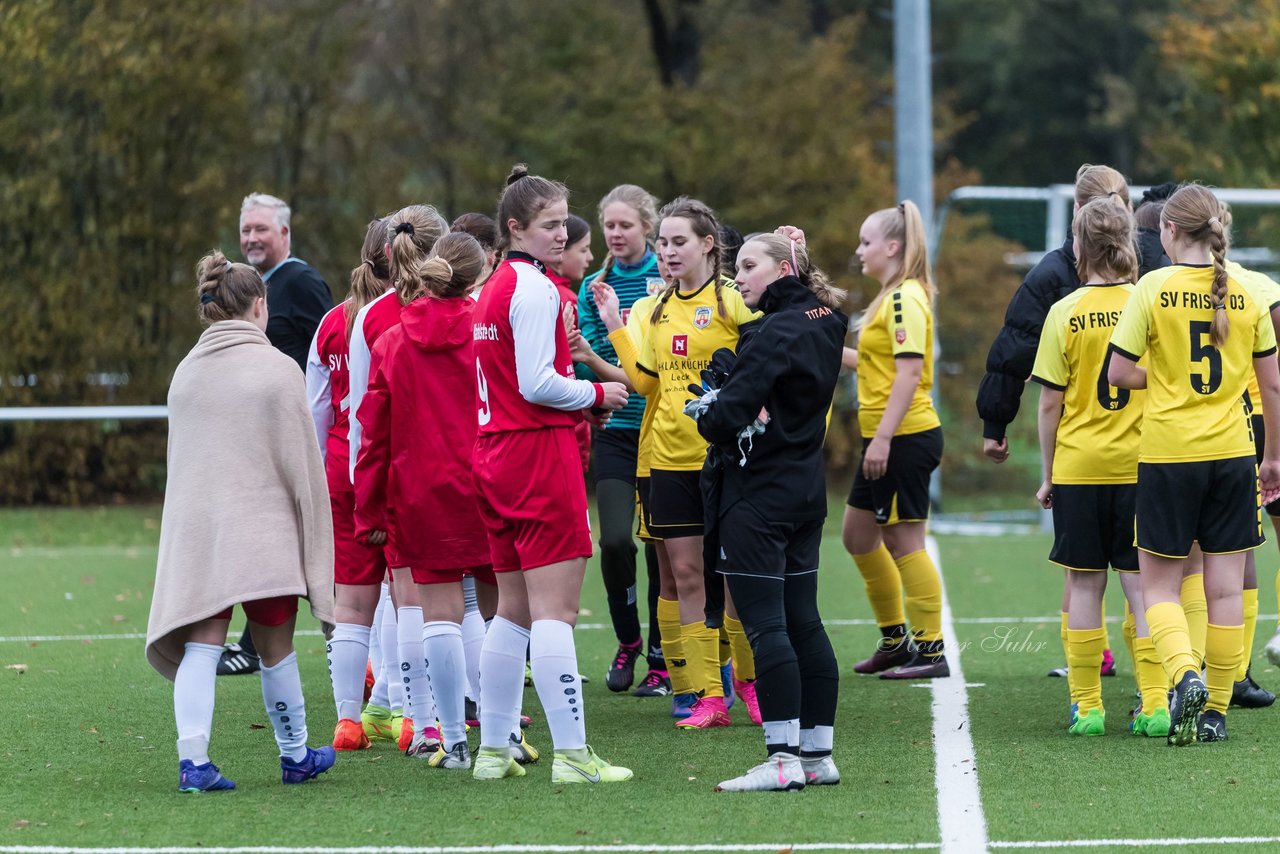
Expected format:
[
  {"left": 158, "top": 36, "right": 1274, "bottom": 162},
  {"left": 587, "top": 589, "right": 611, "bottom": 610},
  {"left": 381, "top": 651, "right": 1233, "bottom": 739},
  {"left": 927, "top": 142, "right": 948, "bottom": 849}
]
[
  {"left": 331, "top": 489, "right": 388, "bottom": 586},
  {"left": 474, "top": 426, "right": 593, "bottom": 574},
  {"left": 213, "top": 596, "right": 298, "bottom": 626},
  {"left": 386, "top": 564, "right": 494, "bottom": 586}
]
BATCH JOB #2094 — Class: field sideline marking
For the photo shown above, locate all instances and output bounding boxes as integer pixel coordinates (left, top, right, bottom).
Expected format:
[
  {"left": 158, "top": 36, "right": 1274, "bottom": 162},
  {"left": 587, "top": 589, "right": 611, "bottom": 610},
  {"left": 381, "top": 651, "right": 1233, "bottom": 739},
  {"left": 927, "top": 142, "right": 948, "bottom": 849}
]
[
  {"left": 926, "top": 537, "right": 988, "bottom": 854},
  {"left": 0, "top": 846, "right": 941, "bottom": 853},
  {"left": 8, "top": 837, "right": 1280, "bottom": 853}
]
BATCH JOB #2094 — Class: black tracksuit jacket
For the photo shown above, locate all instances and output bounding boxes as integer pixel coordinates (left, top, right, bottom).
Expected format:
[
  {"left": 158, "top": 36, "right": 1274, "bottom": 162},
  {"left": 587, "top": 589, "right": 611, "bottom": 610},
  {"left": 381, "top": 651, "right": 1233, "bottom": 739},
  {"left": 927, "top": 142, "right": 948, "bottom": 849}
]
[{"left": 697, "top": 276, "right": 848, "bottom": 523}]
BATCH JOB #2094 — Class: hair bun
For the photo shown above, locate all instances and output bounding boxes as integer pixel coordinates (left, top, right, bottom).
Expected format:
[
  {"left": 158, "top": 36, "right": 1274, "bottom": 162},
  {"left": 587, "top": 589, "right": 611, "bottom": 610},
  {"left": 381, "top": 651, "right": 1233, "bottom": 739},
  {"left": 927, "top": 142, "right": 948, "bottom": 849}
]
[
  {"left": 506, "top": 163, "right": 530, "bottom": 186},
  {"left": 197, "top": 249, "right": 229, "bottom": 285}
]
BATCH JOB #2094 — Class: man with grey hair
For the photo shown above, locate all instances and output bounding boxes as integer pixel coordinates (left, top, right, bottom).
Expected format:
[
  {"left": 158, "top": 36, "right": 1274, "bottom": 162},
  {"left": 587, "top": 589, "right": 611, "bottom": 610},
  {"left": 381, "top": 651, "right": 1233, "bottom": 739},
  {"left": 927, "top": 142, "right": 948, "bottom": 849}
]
[
  {"left": 218, "top": 192, "right": 332, "bottom": 677},
  {"left": 238, "top": 192, "right": 332, "bottom": 370}
]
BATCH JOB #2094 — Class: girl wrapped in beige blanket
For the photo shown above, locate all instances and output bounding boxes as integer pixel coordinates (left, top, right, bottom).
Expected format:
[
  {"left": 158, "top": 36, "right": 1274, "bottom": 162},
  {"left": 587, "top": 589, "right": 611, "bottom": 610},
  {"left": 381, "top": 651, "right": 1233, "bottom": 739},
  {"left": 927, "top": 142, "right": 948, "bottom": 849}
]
[{"left": 146, "top": 251, "right": 336, "bottom": 793}]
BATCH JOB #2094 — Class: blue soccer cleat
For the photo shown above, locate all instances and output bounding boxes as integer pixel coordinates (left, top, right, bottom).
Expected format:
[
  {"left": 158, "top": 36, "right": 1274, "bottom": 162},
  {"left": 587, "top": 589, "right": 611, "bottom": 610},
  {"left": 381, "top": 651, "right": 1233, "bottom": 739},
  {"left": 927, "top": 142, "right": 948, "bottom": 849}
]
[
  {"left": 178, "top": 759, "right": 236, "bottom": 793},
  {"left": 281, "top": 746, "right": 336, "bottom": 784}
]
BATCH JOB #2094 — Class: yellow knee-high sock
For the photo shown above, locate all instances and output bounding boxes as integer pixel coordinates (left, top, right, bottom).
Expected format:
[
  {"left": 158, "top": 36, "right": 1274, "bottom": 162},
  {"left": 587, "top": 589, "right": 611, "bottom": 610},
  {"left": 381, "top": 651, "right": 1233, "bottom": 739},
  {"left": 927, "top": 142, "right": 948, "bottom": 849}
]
[
  {"left": 1122, "top": 601, "right": 1137, "bottom": 676},
  {"left": 1239, "top": 588, "right": 1259, "bottom": 682},
  {"left": 1205, "top": 623, "right": 1245, "bottom": 714},
  {"left": 1181, "top": 574, "right": 1208, "bottom": 667},
  {"left": 1060, "top": 611, "right": 1073, "bottom": 698},
  {"left": 1067, "top": 627, "right": 1106, "bottom": 713},
  {"left": 1134, "top": 636, "right": 1169, "bottom": 715},
  {"left": 724, "top": 616, "right": 755, "bottom": 682},
  {"left": 897, "top": 549, "right": 943, "bottom": 650},
  {"left": 853, "top": 545, "right": 906, "bottom": 628},
  {"left": 683, "top": 622, "right": 723, "bottom": 699},
  {"left": 717, "top": 625, "right": 732, "bottom": 668},
  {"left": 1100, "top": 598, "right": 1112, "bottom": 656},
  {"left": 1147, "top": 601, "right": 1199, "bottom": 683},
  {"left": 658, "top": 598, "right": 693, "bottom": 696}
]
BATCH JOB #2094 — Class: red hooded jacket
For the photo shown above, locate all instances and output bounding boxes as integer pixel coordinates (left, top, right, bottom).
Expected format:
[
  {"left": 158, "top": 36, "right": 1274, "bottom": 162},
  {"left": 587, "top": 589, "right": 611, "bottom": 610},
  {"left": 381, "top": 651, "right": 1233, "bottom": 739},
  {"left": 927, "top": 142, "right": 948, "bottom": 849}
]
[{"left": 353, "top": 295, "right": 490, "bottom": 570}]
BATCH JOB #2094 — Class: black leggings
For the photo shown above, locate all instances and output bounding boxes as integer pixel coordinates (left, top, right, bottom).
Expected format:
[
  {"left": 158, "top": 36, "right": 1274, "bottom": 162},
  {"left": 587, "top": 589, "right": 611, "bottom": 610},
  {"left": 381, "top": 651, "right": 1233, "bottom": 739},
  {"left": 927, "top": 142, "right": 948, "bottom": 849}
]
[
  {"left": 724, "top": 570, "right": 838, "bottom": 730},
  {"left": 597, "top": 478, "right": 662, "bottom": 665}
]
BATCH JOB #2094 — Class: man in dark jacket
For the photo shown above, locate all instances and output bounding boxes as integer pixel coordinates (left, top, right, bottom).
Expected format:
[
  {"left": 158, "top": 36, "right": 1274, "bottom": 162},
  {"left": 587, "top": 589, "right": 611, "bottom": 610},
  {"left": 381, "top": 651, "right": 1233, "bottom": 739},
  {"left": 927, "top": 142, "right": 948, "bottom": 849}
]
[
  {"left": 239, "top": 192, "right": 333, "bottom": 371},
  {"left": 688, "top": 248, "right": 846, "bottom": 791},
  {"left": 218, "top": 192, "right": 333, "bottom": 676}
]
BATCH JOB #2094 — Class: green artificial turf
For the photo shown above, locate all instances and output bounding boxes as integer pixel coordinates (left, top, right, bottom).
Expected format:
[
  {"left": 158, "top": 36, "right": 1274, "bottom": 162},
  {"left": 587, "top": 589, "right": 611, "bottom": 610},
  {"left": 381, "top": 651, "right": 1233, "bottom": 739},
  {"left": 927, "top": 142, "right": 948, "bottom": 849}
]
[{"left": 3, "top": 508, "right": 1280, "bottom": 850}]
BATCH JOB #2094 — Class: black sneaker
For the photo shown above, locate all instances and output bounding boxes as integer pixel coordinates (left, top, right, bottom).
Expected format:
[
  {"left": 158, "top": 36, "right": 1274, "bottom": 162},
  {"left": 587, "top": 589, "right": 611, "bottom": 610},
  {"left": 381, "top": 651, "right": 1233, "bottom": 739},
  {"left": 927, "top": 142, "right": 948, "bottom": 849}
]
[
  {"left": 1167, "top": 669, "right": 1207, "bottom": 747},
  {"left": 633, "top": 669, "right": 672, "bottom": 697},
  {"left": 216, "top": 643, "right": 260, "bottom": 676},
  {"left": 1230, "top": 668, "right": 1276, "bottom": 709},
  {"left": 853, "top": 639, "right": 913, "bottom": 674},
  {"left": 1198, "top": 709, "right": 1228, "bottom": 742},
  {"left": 605, "top": 642, "right": 642, "bottom": 693},
  {"left": 881, "top": 653, "right": 950, "bottom": 680}
]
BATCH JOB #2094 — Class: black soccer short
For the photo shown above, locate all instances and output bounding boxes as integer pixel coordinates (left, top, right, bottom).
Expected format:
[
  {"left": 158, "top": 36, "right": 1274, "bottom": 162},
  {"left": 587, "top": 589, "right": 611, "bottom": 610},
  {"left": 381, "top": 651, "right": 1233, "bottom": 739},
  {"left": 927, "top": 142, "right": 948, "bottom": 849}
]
[
  {"left": 1249, "top": 414, "right": 1280, "bottom": 517},
  {"left": 1136, "top": 456, "right": 1264, "bottom": 557},
  {"left": 715, "top": 500, "right": 824, "bottom": 579},
  {"left": 593, "top": 427, "right": 640, "bottom": 485},
  {"left": 847, "top": 426, "right": 943, "bottom": 525},
  {"left": 648, "top": 468, "right": 703, "bottom": 539},
  {"left": 1048, "top": 483, "right": 1138, "bottom": 572},
  {"left": 635, "top": 475, "right": 657, "bottom": 542}
]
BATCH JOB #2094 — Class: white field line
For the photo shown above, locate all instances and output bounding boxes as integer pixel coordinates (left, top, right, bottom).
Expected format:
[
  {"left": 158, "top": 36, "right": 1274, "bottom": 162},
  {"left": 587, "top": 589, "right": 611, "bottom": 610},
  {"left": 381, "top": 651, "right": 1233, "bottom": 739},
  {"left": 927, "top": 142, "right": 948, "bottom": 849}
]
[
  {"left": 5, "top": 836, "right": 1280, "bottom": 854},
  {"left": 925, "top": 537, "right": 988, "bottom": 854},
  {"left": 989, "top": 838, "right": 1280, "bottom": 850},
  {"left": 0, "top": 846, "right": 941, "bottom": 853}
]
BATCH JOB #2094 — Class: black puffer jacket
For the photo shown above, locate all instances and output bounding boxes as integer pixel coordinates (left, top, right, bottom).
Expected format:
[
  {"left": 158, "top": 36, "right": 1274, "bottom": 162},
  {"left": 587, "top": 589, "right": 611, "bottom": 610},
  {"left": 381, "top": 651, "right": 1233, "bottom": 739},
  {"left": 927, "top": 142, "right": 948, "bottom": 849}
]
[
  {"left": 975, "top": 236, "right": 1079, "bottom": 441},
  {"left": 1137, "top": 228, "right": 1171, "bottom": 277},
  {"left": 697, "top": 276, "right": 847, "bottom": 522}
]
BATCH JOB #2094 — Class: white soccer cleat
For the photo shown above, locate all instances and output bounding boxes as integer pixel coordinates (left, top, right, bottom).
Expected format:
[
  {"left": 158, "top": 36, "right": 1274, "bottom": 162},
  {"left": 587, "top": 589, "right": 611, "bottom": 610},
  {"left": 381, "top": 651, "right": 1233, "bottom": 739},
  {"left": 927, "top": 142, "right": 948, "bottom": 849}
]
[
  {"left": 1265, "top": 629, "right": 1280, "bottom": 666},
  {"left": 427, "top": 742, "right": 472, "bottom": 770},
  {"left": 801, "top": 755, "right": 841, "bottom": 786},
  {"left": 714, "top": 752, "right": 805, "bottom": 792}
]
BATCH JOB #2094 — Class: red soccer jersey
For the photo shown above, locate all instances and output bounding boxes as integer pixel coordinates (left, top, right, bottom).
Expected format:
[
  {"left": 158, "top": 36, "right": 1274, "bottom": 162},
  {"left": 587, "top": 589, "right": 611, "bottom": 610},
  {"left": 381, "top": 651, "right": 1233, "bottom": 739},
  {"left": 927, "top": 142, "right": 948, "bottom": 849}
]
[
  {"left": 305, "top": 303, "right": 353, "bottom": 493},
  {"left": 473, "top": 253, "right": 602, "bottom": 435},
  {"left": 348, "top": 289, "right": 403, "bottom": 480},
  {"left": 353, "top": 296, "right": 490, "bottom": 571}
]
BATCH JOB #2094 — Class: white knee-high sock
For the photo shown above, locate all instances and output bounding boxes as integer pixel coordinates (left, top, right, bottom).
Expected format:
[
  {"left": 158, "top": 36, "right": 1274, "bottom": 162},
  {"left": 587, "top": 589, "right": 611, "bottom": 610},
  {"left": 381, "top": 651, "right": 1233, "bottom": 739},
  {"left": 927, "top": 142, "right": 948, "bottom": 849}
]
[
  {"left": 327, "top": 622, "right": 371, "bottom": 721},
  {"left": 368, "top": 584, "right": 388, "bottom": 688},
  {"left": 479, "top": 616, "right": 529, "bottom": 750},
  {"left": 423, "top": 620, "right": 467, "bottom": 748},
  {"left": 461, "top": 577, "right": 486, "bottom": 705},
  {"left": 380, "top": 599, "right": 402, "bottom": 711},
  {"left": 260, "top": 651, "right": 308, "bottom": 762},
  {"left": 530, "top": 619, "right": 586, "bottom": 751},
  {"left": 397, "top": 606, "right": 432, "bottom": 727},
  {"left": 174, "top": 642, "right": 222, "bottom": 764}
]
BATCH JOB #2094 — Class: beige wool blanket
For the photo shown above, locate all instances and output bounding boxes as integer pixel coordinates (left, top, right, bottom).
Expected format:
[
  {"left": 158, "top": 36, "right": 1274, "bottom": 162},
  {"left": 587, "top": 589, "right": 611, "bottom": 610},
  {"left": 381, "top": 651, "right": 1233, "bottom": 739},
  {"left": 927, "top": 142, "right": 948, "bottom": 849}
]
[{"left": 146, "top": 320, "right": 335, "bottom": 680}]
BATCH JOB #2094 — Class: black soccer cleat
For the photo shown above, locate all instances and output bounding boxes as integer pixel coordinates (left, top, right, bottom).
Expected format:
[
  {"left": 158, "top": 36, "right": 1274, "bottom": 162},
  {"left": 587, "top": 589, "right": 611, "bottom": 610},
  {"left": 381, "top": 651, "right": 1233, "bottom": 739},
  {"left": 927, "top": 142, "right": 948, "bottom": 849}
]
[
  {"left": 1167, "top": 669, "right": 1208, "bottom": 747},
  {"left": 633, "top": 669, "right": 672, "bottom": 697},
  {"left": 853, "top": 639, "right": 913, "bottom": 675},
  {"left": 1197, "top": 709, "right": 1228, "bottom": 743},
  {"left": 881, "top": 652, "right": 950, "bottom": 680},
  {"left": 605, "top": 642, "right": 641, "bottom": 693},
  {"left": 215, "top": 643, "right": 260, "bottom": 677},
  {"left": 1229, "top": 668, "right": 1276, "bottom": 709}
]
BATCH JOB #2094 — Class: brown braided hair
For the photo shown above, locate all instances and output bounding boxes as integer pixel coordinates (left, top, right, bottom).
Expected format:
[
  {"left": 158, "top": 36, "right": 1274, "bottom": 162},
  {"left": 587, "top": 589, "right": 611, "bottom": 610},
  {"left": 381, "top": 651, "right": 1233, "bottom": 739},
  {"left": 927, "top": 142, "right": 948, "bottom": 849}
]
[{"left": 1162, "top": 184, "right": 1231, "bottom": 347}]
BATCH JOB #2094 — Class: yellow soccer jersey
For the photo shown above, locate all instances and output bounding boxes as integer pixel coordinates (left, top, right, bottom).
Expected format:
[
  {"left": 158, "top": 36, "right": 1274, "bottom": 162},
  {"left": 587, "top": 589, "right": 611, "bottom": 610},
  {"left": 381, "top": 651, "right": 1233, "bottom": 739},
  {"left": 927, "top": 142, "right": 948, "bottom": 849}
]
[
  {"left": 627, "top": 295, "right": 659, "bottom": 478},
  {"left": 1230, "top": 262, "right": 1280, "bottom": 413},
  {"left": 1031, "top": 284, "right": 1144, "bottom": 484},
  {"left": 636, "top": 279, "right": 759, "bottom": 471},
  {"left": 1110, "top": 264, "right": 1278, "bottom": 464},
  {"left": 856, "top": 278, "right": 940, "bottom": 439}
]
